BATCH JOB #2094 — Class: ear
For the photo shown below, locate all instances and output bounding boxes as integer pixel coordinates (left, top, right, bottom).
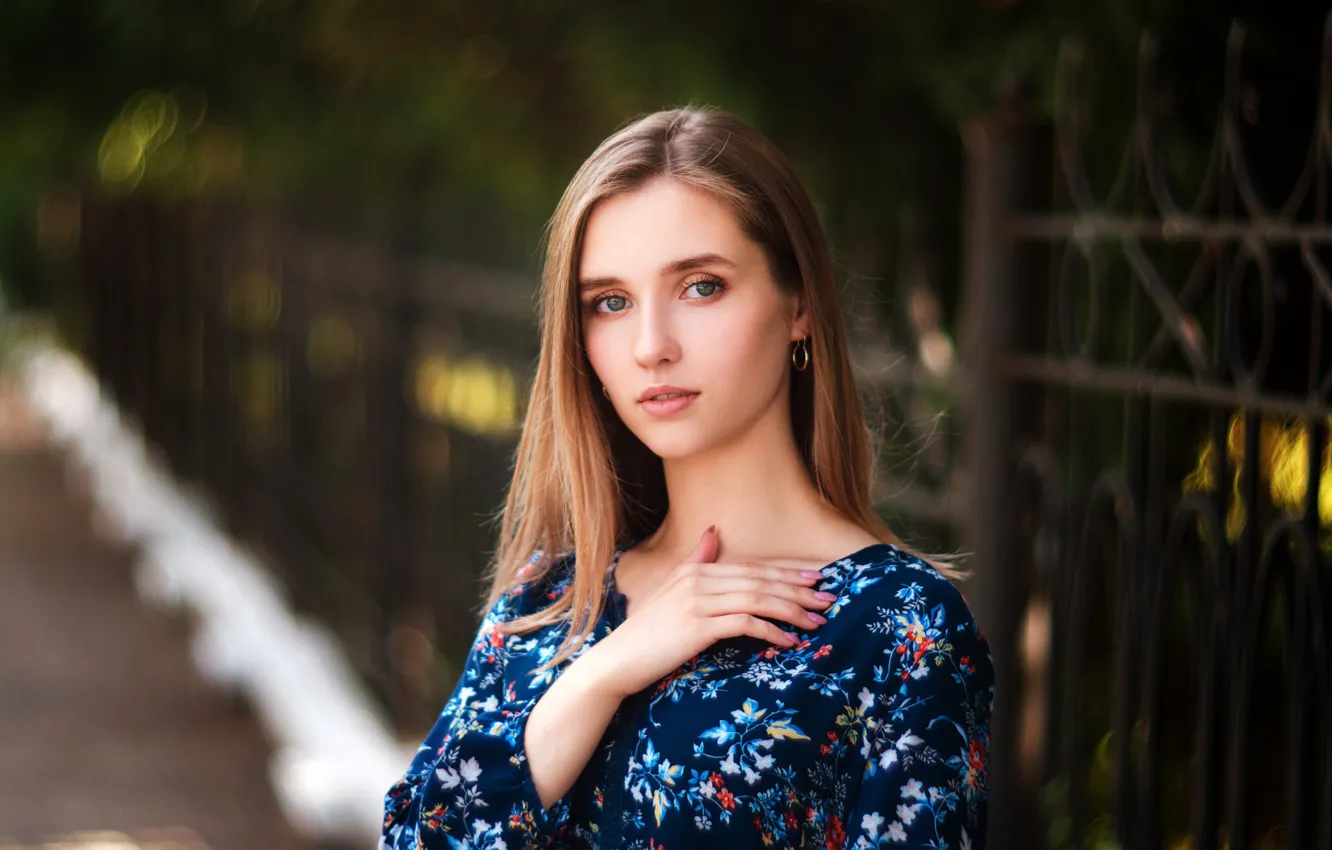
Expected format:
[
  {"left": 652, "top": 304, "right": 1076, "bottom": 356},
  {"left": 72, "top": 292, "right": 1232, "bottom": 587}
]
[{"left": 788, "top": 290, "right": 811, "bottom": 342}]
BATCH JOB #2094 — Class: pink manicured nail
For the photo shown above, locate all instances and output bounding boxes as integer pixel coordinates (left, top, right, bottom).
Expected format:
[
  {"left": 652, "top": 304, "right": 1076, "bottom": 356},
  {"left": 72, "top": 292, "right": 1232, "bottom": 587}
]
[
  {"left": 814, "top": 591, "right": 837, "bottom": 602},
  {"left": 799, "top": 570, "right": 824, "bottom": 579},
  {"left": 807, "top": 612, "right": 827, "bottom": 625}
]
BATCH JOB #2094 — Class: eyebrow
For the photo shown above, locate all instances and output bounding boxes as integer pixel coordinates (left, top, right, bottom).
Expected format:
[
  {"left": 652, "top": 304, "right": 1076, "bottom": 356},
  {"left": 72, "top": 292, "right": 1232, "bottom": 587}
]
[{"left": 578, "top": 252, "right": 738, "bottom": 291}]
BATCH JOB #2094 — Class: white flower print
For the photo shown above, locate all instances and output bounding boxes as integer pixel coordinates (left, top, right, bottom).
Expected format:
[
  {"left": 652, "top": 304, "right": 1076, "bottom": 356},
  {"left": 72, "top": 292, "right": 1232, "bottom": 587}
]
[
  {"left": 858, "top": 687, "right": 876, "bottom": 714},
  {"left": 860, "top": 811, "right": 884, "bottom": 837},
  {"left": 887, "top": 820, "right": 908, "bottom": 842},
  {"left": 896, "top": 802, "right": 920, "bottom": 825},
  {"left": 459, "top": 757, "right": 483, "bottom": 784},
  {"left": 901, "top": 778, "right": 925, "bottom": 800},
  {"left": 436, "top": 766, "right": 460, "bottom": 789}
]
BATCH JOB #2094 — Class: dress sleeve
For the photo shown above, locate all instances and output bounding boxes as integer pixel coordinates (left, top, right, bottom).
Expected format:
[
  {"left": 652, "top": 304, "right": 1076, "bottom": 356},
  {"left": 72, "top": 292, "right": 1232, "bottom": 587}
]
[
  {"left": 380, "top": 557, "right": 572, "bottom": 850},
  {"left": 842, "top": 580, "right": 995, "bottom": 850}
]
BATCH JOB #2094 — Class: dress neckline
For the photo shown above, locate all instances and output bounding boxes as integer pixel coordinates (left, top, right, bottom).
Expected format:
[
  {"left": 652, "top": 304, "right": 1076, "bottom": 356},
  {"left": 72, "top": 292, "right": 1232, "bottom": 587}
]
[{"left": 606, "top": 540, "right": 895, "bottom": 577}]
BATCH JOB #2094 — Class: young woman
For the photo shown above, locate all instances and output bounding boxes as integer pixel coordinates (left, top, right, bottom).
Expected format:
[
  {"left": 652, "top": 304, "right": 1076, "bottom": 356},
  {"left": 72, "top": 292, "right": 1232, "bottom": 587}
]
[{"left": 381, "top": 107, "right": 994, "bottom": 850}]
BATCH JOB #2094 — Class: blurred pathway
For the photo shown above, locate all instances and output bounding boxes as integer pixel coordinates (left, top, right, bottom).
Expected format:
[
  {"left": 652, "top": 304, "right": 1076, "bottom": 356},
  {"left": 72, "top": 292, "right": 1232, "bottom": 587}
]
[{"left": 0, "top": 379, "right": 312, "bottom": 850}]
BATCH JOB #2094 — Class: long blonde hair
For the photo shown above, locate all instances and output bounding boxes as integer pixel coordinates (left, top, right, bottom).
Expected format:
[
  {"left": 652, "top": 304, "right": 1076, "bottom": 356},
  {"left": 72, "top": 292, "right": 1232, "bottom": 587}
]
[{"left": 487, "top": 105, "right": 931, "bottom": 666}]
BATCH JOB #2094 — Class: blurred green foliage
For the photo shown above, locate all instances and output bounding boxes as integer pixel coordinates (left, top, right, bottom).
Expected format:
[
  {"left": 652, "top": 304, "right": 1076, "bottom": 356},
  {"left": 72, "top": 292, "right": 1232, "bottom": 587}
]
[{"left": 0, "top": 0, "right": 1184, "bottom": 306}]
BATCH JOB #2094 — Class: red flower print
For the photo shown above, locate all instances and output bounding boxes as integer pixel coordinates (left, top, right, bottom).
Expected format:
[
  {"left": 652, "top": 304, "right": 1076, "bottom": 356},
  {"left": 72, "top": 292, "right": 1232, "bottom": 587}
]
[
  {"left": 813, "top": 644, "right": 833, "bottom": 659},
  {"left": 819, "top": 744, "right": 832, "bottom": 756},
  {"left": 710, "top": 772, "right": 724, "bottom": 787},
  {"left": 422, "top": 803, "right": 447, "bottom": 830},
  {"left": 824, "top": 813, "right": 845, "bottom": 849},
  {"left": 718, "top": 788, "right": 736, "bottom": 810},
  {"left": 785, "top": 811, "right": 801, "bottom": 830},
  {"left": 488, "top": 629, "right": 505, "bottom": 648},
  {"left": 826, "top": 731, "right": 838, "bottom": 741},
  {"left": 969, "top": 739, "right": 987, "bottom": 771}
]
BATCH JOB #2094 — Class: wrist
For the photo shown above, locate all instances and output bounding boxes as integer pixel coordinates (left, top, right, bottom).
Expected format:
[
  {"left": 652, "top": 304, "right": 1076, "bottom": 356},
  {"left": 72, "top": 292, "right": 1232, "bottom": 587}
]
[{"left": 564, "top": 639, "right": 632, "bottom": 704}]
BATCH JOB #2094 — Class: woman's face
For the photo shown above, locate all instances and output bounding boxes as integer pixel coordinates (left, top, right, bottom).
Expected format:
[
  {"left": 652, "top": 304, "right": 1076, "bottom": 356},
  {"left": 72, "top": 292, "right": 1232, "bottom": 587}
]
[{"left": 578, "top": 178, "right": 808, "bottom": 460}]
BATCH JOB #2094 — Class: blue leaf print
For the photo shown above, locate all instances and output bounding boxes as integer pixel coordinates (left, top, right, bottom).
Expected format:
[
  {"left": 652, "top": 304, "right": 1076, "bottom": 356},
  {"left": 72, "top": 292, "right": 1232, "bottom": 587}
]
[
  {"left": 932, "top": 602, "right": 947, "bottom": 627},
  {"left": 700, "top": 719, "right": 736, "bottom": 745},
  {"left": 643, "top": 738, "right": 660, "bottom": 769},
  {"left": 851, "top": 575, "right": 881, "bottom": 594},
  {"left": 730, "top": 698, "right": 766, "bottom": 725}
]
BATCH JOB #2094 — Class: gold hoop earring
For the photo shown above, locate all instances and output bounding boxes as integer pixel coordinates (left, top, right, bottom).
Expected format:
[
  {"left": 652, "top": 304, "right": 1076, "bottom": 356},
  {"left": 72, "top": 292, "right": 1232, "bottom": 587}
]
[{"left": 792, "top": 337, "right": 810, "bottom": 372}]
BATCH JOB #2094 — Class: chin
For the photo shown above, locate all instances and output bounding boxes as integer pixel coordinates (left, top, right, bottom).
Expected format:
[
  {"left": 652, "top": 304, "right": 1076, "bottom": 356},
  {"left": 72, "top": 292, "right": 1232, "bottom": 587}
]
[
  {"left": 631, "top": 416, "right": 742, "bottom": 461},
  {"left": 633, "top": 433, "right": 707, "bottom": 460}
]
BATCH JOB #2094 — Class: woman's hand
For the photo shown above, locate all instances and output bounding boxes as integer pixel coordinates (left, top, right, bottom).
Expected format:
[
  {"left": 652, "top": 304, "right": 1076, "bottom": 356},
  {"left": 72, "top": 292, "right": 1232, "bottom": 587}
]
[{"left": 583, "top": 525, "right": 834, "bottom": 700}]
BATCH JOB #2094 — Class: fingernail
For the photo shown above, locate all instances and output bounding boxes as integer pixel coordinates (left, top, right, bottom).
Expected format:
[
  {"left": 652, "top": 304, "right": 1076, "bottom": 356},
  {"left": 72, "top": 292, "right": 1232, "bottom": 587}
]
[
  {"left": 705, "top": 524, "right": 716, "bottom": 535},
  {"left": 799, "top": 570, "right": 823, "bottom": 579},
  {"left": 807, "top": 612, "right": 827, "bottom": 625},
  {"left": 814, "top": 591, "right": 837, "bottom": 602}
]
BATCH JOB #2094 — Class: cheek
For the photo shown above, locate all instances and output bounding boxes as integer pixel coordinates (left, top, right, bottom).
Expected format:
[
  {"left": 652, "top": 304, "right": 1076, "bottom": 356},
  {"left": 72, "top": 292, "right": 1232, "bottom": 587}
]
[
  {"left": 582, "top": 318, "right": 624, "bottom": 381},
  {"left": 698, "top": 309, "right": 786, "bottom": 380}
]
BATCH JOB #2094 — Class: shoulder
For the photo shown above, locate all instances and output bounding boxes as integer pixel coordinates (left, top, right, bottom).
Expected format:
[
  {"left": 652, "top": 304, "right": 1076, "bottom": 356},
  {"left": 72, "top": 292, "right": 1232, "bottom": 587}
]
[
  {"left": 819, "top": 544, "right": 991, "bottom": 675},
  {"left": 486, "top": 549, "right": 579, "bottom": 623}
]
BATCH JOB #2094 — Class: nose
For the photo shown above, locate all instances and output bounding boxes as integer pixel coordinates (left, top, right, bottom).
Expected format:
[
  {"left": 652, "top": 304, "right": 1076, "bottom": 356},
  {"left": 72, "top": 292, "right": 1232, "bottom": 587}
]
[{"left": 632, "top": 296, "right": 681, "bottom": 368}]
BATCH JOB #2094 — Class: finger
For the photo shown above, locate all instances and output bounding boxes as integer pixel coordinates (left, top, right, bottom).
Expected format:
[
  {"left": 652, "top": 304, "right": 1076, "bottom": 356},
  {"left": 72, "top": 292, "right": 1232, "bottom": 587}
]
[
  {"left": 686, "top": 525, "right": 720, "bottom": 566},
  {"left": 695, "top": 575, "right": 836, "bottom": 609},
  {"left": 712, "top": 613, "right": 798, "bottom": 647},
  {"left": 703, "top": 592, "right": 828, "bottom": 629},
  {"left": 700, "top": 561, "right": 825, "bottom": 586}
]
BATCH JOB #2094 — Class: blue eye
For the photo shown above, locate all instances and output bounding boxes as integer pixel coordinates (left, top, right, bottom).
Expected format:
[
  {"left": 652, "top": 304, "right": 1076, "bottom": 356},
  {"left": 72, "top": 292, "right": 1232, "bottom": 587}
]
[
  {"left": 598, "top": 295, "right": 628, "bottom": 313},
  {"left": 686, "top": 279, "right": 722, "bottom": 298}
]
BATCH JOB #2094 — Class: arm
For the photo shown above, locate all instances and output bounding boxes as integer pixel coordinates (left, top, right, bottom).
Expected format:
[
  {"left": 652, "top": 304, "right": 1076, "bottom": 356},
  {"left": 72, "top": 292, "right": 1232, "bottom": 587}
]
[
  {"left": 843, "top": 585, "right": 995, "bottom": 849},
  {"left": 380, "top": 564, "right": 625, "bottom": 850}
]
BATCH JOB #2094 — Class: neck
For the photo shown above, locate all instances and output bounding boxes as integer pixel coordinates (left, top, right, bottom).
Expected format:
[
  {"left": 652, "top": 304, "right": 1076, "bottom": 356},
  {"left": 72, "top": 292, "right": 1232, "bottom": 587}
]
[{"left": 640, "top": 392, "right": 835, "bottom": 563}]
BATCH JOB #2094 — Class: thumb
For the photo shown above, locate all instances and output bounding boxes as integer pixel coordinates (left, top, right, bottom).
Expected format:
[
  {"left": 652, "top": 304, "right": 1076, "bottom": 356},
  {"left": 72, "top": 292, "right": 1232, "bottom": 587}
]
[{"left": 686, "top": 525, "right": 720, "bottom": 565}]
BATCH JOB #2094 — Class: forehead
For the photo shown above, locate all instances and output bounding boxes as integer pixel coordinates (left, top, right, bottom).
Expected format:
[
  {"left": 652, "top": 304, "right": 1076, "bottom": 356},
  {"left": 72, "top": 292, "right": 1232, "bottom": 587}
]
[{"left": 579, "top": 179, "right": 761, "bottom": 277}]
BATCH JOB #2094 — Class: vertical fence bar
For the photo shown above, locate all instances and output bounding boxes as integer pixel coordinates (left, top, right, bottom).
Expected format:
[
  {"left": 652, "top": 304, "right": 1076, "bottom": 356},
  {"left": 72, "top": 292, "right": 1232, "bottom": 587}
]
[{"left": 960, "top": 96, "right": 1053, "bottom": 850}]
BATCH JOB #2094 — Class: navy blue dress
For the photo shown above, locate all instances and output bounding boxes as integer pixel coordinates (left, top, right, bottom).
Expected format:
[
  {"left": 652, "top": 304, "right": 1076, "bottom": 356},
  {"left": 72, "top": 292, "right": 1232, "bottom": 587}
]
[{"left": 381, "top": 543, "right": 995, "bottom": 849}]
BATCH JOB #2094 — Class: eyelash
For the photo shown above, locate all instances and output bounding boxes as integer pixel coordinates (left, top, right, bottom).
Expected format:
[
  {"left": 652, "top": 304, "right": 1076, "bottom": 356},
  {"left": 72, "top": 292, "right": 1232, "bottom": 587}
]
[{"left": 586, "top": 276, "right": 727, "bottom": 315}]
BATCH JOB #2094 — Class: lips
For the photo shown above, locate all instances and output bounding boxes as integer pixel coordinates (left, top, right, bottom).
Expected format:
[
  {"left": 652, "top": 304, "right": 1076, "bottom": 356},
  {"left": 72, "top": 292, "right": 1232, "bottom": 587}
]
[
  {"left": 637, "top": 385, "right": 699, "bottom": 416},
  {"left": 637, "top": 385, "right": 698, "bottom": 403}
]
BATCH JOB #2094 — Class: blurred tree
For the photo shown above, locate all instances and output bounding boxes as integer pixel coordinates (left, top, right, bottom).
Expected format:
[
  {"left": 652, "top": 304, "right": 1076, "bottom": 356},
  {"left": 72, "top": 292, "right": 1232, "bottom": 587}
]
[{"left": 0, "top": 0, "right": 1188, "bottom": 305}]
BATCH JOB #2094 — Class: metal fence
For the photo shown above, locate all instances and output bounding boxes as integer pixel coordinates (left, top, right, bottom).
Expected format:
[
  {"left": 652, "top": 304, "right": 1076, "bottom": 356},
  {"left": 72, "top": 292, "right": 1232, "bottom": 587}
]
[
  {"left": 963, "top": 18, "right": 1332, "bottom": 850},
  {"left": 74, "top": 199, "right": 542, "bottom": 733}
]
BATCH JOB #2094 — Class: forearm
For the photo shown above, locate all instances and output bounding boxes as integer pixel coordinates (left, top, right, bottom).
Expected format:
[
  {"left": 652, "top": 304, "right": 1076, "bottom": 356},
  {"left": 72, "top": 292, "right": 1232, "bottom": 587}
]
[{"left": 524, "top": 645, "right": 625, "bottom": 808}]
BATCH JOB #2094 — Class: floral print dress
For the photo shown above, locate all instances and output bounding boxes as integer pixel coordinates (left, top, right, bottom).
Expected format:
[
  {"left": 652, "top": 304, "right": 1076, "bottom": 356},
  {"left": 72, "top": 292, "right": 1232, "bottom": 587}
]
[{"left": 381, "top": 543, "right": 995, "bottom": 849}]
